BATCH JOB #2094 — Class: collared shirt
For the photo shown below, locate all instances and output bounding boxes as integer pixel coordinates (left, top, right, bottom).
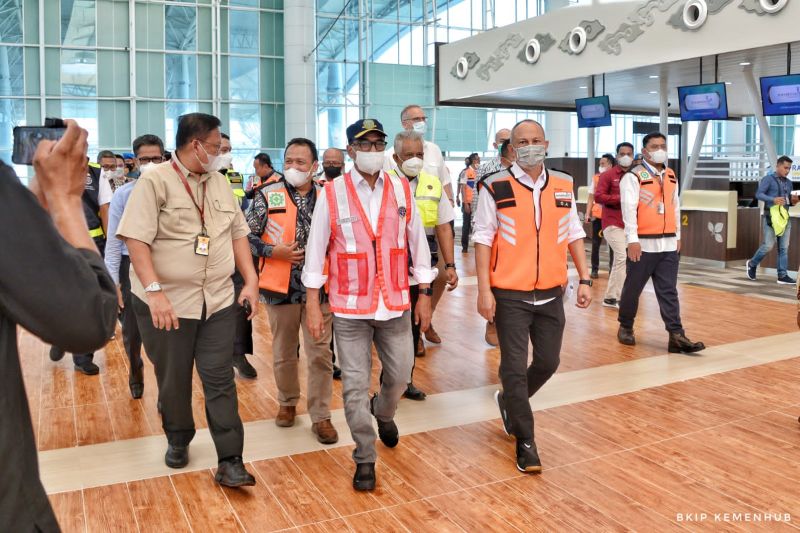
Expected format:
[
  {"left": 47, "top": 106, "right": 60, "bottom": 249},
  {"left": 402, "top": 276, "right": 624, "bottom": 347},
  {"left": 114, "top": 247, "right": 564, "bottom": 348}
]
[
  {"left": 620, "top": 160, "right": 681, "bottom": 253},
  {"left": 302, "top": 167, "right": 438, "bottom": 320},
  {"left": 594, "top": 165, "right": 626, "bottom": 230},
  {"left": 104, "top": 180, "right": 136, "bottom": 285},
  {"left": 471, "top": 156, "right": 505, "bottom": 215},
  {"left": 116, "top": 156, "right": 250, "bottom": 319},
  {"left": 472, "top": 162, "right": 585, "bottom": 306},
  {"left": 755, "top": 171, "right": 792, "bottom": 212},
  {"left": 384, "top": 140, "right": 452, "bottom": 186}
]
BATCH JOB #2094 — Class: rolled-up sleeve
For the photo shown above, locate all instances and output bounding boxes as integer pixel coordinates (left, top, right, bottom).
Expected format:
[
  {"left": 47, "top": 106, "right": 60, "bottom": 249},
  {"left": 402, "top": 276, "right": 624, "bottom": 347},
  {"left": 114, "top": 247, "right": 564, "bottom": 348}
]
[{"left": 301, "top": 191, "right": 332, "bottom": 289}]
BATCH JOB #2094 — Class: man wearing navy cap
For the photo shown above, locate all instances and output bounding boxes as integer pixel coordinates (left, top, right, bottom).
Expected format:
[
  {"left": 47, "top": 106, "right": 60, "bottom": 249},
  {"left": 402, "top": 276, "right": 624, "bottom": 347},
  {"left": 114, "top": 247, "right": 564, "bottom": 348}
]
[{"left": 303, "top": 118, "right": 436, "bottom": 491}]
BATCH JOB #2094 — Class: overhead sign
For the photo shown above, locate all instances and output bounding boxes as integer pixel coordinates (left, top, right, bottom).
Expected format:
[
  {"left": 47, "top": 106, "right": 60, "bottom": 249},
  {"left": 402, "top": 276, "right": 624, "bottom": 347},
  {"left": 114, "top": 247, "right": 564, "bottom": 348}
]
[{"left": 791, "top": 159, "right": 800, "bottom": 181}]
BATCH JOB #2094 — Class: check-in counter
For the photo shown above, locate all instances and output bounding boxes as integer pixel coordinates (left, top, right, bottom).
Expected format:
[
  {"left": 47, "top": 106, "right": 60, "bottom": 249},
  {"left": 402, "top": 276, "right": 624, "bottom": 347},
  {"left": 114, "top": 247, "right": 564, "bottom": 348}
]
[{"left": 759, "top": 202, "right": 800, "bottom": 271}]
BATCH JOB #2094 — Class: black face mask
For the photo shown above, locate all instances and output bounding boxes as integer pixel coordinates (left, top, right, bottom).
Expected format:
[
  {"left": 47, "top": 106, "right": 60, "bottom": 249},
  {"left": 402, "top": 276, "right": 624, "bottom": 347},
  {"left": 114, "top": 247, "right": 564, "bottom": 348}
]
[{"left": 323, "top": 165, "right": 342, "bottom": 179}]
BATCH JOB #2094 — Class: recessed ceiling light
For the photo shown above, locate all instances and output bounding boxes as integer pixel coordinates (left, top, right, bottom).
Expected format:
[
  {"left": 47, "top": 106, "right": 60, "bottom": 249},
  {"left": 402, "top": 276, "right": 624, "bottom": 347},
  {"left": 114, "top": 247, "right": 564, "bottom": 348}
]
[
  {"left": 649, "top": 90, "right": 658, "bottom": 94},
  {"left": 739, "top": 61, "right": 751, "bottom": 66},
  {"left": 725, "top": 81, "right": 732, "bottom": 85},
  {"left": 649, "top": 75, "right": 659, "bottom": 79},
  {"left": 579, "top": 85, "right": 587, "bottom": 89}
]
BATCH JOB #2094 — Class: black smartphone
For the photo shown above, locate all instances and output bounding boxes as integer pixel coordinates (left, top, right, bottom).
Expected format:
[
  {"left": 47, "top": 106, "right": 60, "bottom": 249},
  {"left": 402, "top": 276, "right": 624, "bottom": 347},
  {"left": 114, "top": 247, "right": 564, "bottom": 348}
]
[
  {"left": 12, "top": 118, "right": 67, "bottom": 165},
  {"left": 243, "top": 299, "right": 252, "bottom": 316}
]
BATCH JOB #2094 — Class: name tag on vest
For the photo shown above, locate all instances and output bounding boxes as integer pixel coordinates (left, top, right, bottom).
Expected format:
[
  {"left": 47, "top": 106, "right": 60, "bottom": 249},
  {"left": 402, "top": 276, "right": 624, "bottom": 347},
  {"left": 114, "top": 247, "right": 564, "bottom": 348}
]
[
  {"left": 337, "top": 216, "right": 360, "bottom": 225},
  {"left": 554, "top": 191, "right": 573, "bottom": 208}
]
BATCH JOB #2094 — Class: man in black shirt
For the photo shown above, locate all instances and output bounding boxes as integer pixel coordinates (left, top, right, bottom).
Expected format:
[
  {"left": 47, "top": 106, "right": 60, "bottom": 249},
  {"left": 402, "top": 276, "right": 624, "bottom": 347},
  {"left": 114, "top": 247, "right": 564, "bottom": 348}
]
[{"left": 0, "top": 120, "right": 117, "bottom": 532}]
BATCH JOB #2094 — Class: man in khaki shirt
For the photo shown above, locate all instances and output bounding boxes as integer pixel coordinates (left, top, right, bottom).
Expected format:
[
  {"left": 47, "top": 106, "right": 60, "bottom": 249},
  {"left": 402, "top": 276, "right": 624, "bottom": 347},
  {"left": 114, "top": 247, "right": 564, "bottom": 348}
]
[{"left": 117, "top": 112, "right": 259, "bottom": 487}]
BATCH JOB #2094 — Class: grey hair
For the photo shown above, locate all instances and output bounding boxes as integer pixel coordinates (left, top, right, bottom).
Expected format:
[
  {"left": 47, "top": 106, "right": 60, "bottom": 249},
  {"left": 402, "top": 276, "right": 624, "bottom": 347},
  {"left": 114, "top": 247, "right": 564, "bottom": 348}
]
[{"left": 394, "top": 130, "right": 424, "bottom": 155}]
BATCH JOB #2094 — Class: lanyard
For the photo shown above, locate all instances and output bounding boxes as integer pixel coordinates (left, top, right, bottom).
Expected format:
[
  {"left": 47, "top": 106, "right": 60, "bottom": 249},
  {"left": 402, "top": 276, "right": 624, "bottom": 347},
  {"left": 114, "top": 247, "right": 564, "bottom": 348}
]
[{"left": 172, "top": 160, "right": 207, "bottom": 234}]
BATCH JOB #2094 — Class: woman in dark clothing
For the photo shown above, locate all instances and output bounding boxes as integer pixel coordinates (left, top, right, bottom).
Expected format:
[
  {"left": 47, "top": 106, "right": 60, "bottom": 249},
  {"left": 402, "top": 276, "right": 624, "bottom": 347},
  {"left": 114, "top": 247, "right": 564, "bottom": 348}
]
[{"left": 0, "top": 120, "right": 117, "bottom": 532}]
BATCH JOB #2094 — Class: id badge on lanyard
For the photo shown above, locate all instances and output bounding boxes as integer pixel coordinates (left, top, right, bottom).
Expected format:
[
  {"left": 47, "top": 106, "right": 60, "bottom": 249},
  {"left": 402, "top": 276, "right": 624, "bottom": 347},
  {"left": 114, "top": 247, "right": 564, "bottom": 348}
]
[{"left": 173, "top": 160, "right": 210, "bottom": 256}]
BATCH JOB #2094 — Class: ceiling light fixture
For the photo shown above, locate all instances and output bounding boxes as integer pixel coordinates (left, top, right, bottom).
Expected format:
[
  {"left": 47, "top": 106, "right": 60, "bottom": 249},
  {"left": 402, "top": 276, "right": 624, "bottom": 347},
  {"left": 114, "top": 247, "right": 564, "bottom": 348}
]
[
  {"left": 579, "top": 85, "right": 587, "bottom": 89},
  {"left": 739, "top": 61, "right": 751, "bottom": 66},
  {"left": 649, "top": 90, "right": 658, "bottom": 94},
  {"left": 649, "top": 75, "right": 659, "bottom": 79}
]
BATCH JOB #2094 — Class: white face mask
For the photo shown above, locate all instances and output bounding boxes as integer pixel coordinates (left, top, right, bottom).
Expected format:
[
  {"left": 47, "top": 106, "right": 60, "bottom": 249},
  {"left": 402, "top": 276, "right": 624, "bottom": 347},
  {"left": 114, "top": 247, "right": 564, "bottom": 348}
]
[
  {"left": 648, "top": 149, "right": 668, "bottom": 165},
  {"left": 284, "top": 167, "right": 311, "bottom": 188},
  {"left": 216, "top": 152, "right": 233, "bottom": 171},
  {"left": 515, "top": 144, "right": 546, "bottom": 168},
  {"left": 196, "top": 142, "right": 221, "bottom": 173},
  {"left": 355, "top": 150, "right": 385, "bottom": 175},
  {"left": 412, "top": 121, "right": 427, "bottom": 135},
  {"left": 598, "top": 165, "right": 610, "bottom": 174},
  {"left": 617, "top": 155, "right": 633, "bottom": 168},
  {"left": 139, "top": 162, "right": 156, "bottom": 174},
  {"left": 400, "top": 157, "right": 423, "bottom": 177}
]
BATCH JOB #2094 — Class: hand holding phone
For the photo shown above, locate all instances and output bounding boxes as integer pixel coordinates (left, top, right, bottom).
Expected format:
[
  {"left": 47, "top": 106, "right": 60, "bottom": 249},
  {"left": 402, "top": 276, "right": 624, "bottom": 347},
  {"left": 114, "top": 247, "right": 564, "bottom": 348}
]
[
  {"left": 13, "top": 118, "right": 67, "bottom": 166},
  {"left": 31, "top": 119, "right": 89, "bottom": 201}
]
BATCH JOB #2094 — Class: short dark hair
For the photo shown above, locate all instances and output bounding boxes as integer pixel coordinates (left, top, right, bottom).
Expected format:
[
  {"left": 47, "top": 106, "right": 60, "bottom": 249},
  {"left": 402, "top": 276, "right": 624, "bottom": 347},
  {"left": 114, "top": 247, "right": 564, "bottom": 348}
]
[
  {"left": 499, "top": 139, "right": 511, "bottom": 157},
  {"left": 642, "top": 132, "right": 666, "bottom": 148},
  {"left": 616, "top": 142, "right": 634, "bottom": 153},
  {"left": 777, "top": 155, "right": 793, "bottom": 166},
  {"left": 285, "top": 138, "right": 319, "bottom": 162},
  {"left": 114, "top": 154, "right": 123, "bottom": 160},
  {"left": 96, "top": 150, "right": 116, "bottom": 163},
  {"left": 175, "top": 113, "right": 221, "bottom": 149},
  {"left": 132, "top": 134, "right": 165, "bottom": 156},
  {"left": 254, "top": 153, "right": 273, "bottom": 167},
  {"left": 221, "top": 132, "right": 230, "bottom": 140},
  {"left": 600, "top": 153, "right": 616, "bottom": 166}
]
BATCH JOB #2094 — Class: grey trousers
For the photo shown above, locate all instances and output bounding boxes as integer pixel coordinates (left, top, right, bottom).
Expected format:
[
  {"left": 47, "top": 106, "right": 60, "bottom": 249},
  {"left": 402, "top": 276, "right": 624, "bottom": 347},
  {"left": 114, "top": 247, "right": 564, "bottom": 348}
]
[{"left": 333, "top": 312, "right": 413, "bottom": 464}]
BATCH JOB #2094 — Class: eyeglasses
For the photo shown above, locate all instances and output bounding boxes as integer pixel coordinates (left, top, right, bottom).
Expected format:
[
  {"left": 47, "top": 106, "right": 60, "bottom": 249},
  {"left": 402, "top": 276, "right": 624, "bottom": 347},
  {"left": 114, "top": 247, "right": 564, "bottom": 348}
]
[
  {"left": 351, "top": 140, "right": 387, "bottom": 151},
  {"left": 137, "top": 156, "right": 164, "bottom": 164}
]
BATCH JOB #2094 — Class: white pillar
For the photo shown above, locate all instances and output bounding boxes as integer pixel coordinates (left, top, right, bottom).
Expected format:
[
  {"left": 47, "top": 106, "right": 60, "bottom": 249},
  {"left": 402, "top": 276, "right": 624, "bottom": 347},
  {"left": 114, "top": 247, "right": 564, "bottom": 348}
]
[
  {"left": 586, "top": 127, "right": 595, "bottom": 187},
  {"left": 545, "top": 111, "right": 571, "bottom": 157},
  {"left": 683, "top": 121, "right": 708, "bottom": 193},
  {"left": 742, "top": 65, "right": 778, "bottom": 166},
  {"left": 284, "top": 0, "right": 317, "bottom": 142}
]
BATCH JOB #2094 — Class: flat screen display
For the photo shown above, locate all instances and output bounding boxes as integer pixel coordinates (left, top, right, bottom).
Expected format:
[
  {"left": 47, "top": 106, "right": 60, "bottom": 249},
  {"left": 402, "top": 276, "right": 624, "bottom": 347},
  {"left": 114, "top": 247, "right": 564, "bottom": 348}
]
[
  {"left": 761, "top": 74, "right": 800, "bottom": 116},
  {"left": 575, "top": 96, "right": 612, "bottom": 128},
  {"left": 677, "top": 83, "right": 729, "bottom": 121}
]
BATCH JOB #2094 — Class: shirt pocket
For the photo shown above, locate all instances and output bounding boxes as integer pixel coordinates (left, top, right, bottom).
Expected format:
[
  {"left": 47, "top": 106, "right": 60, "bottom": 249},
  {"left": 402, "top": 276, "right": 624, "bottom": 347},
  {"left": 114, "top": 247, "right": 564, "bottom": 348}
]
[
  {"left": 210, "top": 198, "right": 237, "bottom": 237},
  {"left": 161, "top": 197, "right": 196, "bottom": 236}
]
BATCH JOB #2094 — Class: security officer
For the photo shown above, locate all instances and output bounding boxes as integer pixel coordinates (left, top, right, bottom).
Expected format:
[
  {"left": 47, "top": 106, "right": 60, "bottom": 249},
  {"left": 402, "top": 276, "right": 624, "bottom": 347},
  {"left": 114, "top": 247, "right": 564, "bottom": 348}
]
[
  {"left": 49, "top": 159, "right": 113, "bottom": 375},
  {"left": 220, "top": 133, "right": 247, "bottom": 208},
  {"left": 473, "top": 119, "right": 592, "bottom": 473},
  {"left": 617, "top": 132, "right": 705, "bottom": 354}
]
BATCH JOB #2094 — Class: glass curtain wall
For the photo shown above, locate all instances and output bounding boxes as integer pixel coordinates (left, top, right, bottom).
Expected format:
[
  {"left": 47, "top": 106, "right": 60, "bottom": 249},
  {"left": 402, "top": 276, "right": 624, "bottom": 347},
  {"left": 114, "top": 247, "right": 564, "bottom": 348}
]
[{"left": 0, "top": 0, "right": 285, "bottom": 179}]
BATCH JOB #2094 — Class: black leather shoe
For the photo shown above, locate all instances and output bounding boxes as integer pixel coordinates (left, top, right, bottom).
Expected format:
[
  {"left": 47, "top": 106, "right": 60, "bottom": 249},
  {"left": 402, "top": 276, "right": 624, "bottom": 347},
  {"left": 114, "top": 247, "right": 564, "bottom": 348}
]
[
  {"left": 353, "top": 462, "right": 376, "bottom": 491},
  {"left": 333, "top": 364, "right": 342, "bottom": 380},
  {"left": 129, "top": 383, "right": 144, "bottom": 399},
  {"left": 233, "top": 354, "right": 258, "bottom": 379},
  {"left": 617, "top": 326, "right": 636, "bottom": 346},
  {"left": 74, "top": 360, "right": 100, "bottom": 376},
  {"left": 668, "top": 332, "right": 705, "bottom": 355},
  {"left": 590, "top": 269, "right": 599, "bottom": 279},
  {"left": 129, "top": 366, "right": 144, "bottom": 399},
  {"left": 165, "top": 444, "right": 189, "bottom": 469},
  {"left": 215, "top": 457, "right": 256, "bottom": 487},
  {"left": 49, "top": 346, "right": 65, "bottom": 362},
  {"left": 370, "top": 394, "right": 399, "bottom": 448},
  {"left": 403, "top": 383, "right": 426, "bottom": 401},
  {"left": 516, "top": 440, "right": 542, "bottom": 473}
]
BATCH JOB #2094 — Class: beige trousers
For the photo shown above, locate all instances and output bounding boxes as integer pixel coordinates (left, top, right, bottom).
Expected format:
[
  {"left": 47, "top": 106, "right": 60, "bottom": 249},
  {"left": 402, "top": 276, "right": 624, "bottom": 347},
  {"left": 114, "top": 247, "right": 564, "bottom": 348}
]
[
  {"left": 266, "top": 302, "right": 333, "bottom": 423},
  {"left": 603, "top": 225, "right": 628, "bottom": 301}
]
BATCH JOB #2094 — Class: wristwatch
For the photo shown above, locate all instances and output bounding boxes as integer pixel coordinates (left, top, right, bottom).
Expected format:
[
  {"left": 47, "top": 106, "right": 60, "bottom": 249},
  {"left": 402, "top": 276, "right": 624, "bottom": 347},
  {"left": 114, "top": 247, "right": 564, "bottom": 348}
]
[
  {"left": 144, "top": 281, "right": 163, "bottom": 293},
  {"left": 419, "top": 287, "right": 434, "bottom": 296},
  {"left": 579, "top": 279, "right": 593, "bottom": 287},
  {"left": 445, "top": 263, "right": 456, "bottom": 270}
]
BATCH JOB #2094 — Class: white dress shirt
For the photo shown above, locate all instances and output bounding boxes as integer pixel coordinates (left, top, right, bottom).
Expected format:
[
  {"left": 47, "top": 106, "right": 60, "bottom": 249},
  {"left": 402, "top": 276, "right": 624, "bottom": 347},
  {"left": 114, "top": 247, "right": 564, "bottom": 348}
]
[
  {"left": 302, "top": 167, "right": 438, "bottom": 320},
  {"left": 620, "top": 160, "right": 680, "bottom": 253},
  {"left": 472, "top": 163, "right": 585, "bottom": 305},
  {"left": 384, "top": 140, "right": 451, "bottom": 187}
]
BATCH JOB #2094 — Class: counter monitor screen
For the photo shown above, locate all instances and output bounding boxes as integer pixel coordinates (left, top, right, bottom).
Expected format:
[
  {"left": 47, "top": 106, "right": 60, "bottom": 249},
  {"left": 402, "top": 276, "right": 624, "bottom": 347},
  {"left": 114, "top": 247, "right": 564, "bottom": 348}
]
[
  {"left": 575, "top": 96, "right": 612, "bottom": 128},
  {"left": 677, "top": 83, "right": 729, "bottom": 121},
  {"left": 760, "top": 74, "right": 800, "bottom": 116}
]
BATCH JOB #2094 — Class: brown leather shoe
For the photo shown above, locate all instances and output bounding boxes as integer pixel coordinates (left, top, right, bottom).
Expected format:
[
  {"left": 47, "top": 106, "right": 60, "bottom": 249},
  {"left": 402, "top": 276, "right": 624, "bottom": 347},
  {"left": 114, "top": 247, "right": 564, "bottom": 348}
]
[
  {"left": 312, "top": 419, "right": 339, "bottom": 444},
  {"left": 424, "top": 325, "right": 442, "bottom": 344},
  {"left": 415, "top": 337, "right": 426, "bottom": 357},
  {"left": 485, "top": 321, "right": 498, "bottom": 346},
  {"left": 276, "top": 405, "right": 296, "bottom": 427}
]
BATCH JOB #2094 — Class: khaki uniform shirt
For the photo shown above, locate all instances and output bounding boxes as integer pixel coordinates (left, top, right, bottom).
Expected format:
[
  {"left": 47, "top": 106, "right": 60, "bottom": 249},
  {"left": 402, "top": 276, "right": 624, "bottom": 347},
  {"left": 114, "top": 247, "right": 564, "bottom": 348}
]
[{"left": 116, "top": 156, "right": 250, "bottom": 319}]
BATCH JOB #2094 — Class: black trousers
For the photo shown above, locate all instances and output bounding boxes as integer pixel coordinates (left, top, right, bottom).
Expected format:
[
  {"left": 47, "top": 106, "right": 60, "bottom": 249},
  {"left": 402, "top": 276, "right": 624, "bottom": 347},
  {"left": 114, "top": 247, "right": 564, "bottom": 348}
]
[
  {"left": 408, "top": 284, "right": 420, "bottom": 384},
  {"left": 461, "top": 209, "right": 472, "bottom": 251},
  {"left": 590, "top": 218, "right": 614, "bottom": 272},
  {"left": 119, "top": 256, "right": 143, "bottom": 384},
  {"left": 618, "top": 250, "right": 683, "bottom": 333},
  {"left": 494, "top": 294, "right": 564, "bottom": 442},
  {"left": 231, "top": 269, "right": 254, "bottom": 357},
  {"left": 133, "top": 296, "right": 244, "bottom": 459}
]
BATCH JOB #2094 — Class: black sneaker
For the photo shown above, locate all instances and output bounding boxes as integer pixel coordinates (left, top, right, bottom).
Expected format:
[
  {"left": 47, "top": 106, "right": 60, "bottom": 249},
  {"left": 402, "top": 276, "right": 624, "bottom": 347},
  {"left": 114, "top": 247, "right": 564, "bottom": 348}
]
[
  {"left": 233, "top": 354, "right": 258, "bottom": 379},
  {"left": 590, "top": 270, "right": 599, "bottom": 279},
  {"left": 494, "top": 390, "right": 513, "bottom": 437},
  {"left": 49, "top": 346, "right": 65, "bottom": 362},
  {"left": 74, "top": 360, "right": 100, "bottom": 376},
  {"left": 403, "top": 383, "right": 426, "bottom": 401},
  {"left": 602, "top": 298, "right": 619, "bottom": 309},
  {"left": 746, "top": 260, "right": 756, "bottom": 281},
  {"left": 777, "top": 275, "right": 796, "bottom": 285},
  {"left": 516, "top": 440, "right": 542, "bottom": 473},
  {"left": 332, "top": 364, "right": 342, "bottom": 380},
  {"left": 370, "top": 394, "right": 399, "bottom": 448}
]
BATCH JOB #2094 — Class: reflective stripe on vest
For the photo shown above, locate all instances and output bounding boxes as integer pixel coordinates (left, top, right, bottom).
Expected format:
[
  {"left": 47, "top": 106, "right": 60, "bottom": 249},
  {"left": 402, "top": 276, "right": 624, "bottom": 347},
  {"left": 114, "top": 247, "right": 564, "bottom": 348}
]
[
  {"left": 326, "top": 171, "right": 412, "bottom": 314},
  {"left": 633, "top": 165, "right": 678, "bottom": 238},
  {"left": 88, "top": 226, "right": 105, "bottom": 239},
  {"left": 487, "top": 168, "right": 573, "bottom": 292},
  {"left": 591, "top": 174, "right": 602, "bottom": 218}
]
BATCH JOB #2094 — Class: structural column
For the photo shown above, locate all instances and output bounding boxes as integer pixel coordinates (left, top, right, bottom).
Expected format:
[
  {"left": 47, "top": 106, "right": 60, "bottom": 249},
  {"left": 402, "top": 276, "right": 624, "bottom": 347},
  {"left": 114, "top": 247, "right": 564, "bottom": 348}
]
[{"left": 284, "top": 0, "right": 317, "bottom": 141}]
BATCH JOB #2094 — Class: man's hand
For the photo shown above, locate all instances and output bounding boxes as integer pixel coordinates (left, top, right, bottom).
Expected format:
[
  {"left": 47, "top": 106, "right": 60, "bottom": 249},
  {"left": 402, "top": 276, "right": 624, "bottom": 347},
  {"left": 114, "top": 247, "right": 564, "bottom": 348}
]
[
  {"left": 584, "top": 213, "right": 591, "bottom": 224},
  {"left": 116, "top": 286, "right": 124, "bottom": 311},
  {"left": 576, "top": 284, "right": 592, "bottom": 309},
  {"left": 415, "top": 294, "right": 432, "bottom": 332},
  {"left": 627, "top": 242, "right": 642, "bottom": 262},
  {"left": 33, "top": 119, "right": 89, "bottom": 202},
  {"left": 677, "top": 239, "right": 682, "bottom": 254},
  {"left": 306, "top": 301, "right": 324, "bottom": 340},
  {"left": 477, "top": 289, "right": 496, "bottom": 322},
  {"left": 464, "top": 203, "right": 472, "bottom": 215},
  {"left": 445, "top": 267, "right": 459, "bottom": 291},
  {"left": 272, "top": 242, "right": 305, "bottom": 264},
  {"left": 774, "top": 197, "right": 786, "bottom": 206},
  {"left": 238, "top": 281, "right": 259, "bottom": 320},
  {"left": 146, "top": 292, "right": 179, "bottom": 331}
]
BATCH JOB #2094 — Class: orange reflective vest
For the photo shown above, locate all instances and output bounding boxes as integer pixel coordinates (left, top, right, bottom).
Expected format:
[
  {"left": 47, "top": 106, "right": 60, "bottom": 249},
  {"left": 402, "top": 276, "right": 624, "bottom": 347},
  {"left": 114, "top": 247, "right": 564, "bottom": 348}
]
[
  {"left": 257, "top": 181, "right": 321, "bottom": 296},
  {"left": 632, "top": 165, "right": 678, "bottom": 238},
  {"left": 464, "top": 167, "right": 476, "bottom": 205},
  {"left": 326, "top": 172, "right": 413, "bottom": 314},
  {"left": 484, "top": 167, "right": 574, "bottom": 293},
  {"left": 590, "top": 174, "right": 603, "bottom": 219}
]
